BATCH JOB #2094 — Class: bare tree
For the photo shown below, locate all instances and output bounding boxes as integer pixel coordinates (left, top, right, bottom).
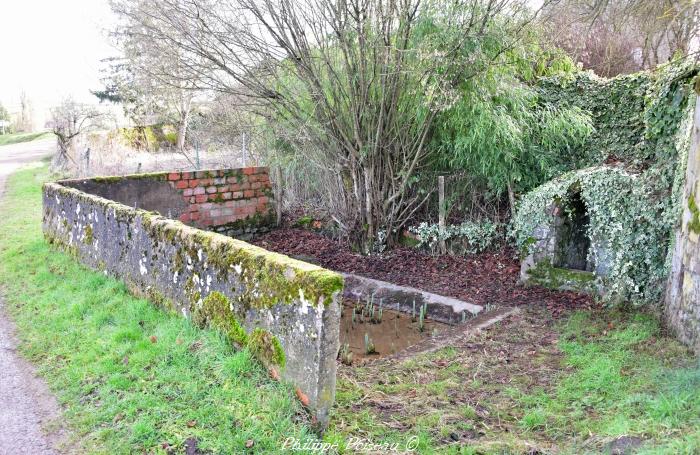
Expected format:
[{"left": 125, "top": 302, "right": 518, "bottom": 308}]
[
  {"left": 13, "top": 91, "right": 35, "bottom": 133},
  {"left": 50, "top": 97, "right": 105, "bottom": 170},
  {"left": 544, "top": 0, "right": 699, "bottom": 76},
  {"left": 112, "top": 0, "right": 548, "bottom": 250},
  {"left": 103, "top": 4, "right": 207, "bottom": 152}
]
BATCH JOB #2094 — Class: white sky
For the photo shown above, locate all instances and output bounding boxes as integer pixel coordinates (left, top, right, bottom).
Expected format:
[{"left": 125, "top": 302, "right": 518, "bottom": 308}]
[{"left": 0, "top": 0, "right": 115, "bottom": 118}]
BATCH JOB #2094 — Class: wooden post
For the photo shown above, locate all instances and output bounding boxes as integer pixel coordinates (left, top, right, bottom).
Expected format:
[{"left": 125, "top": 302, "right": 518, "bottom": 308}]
[
  {"left": 438, "top": 175, "right": 446, "bottom": 254},
  {"left": 274, "top": 166, "right": 283, "bottom": 226}
]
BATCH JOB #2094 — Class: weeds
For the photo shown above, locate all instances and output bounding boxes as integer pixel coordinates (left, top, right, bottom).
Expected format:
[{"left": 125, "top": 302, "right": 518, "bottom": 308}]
[{"left": 364, "top": 333, "right": 376, "bottom": 355}]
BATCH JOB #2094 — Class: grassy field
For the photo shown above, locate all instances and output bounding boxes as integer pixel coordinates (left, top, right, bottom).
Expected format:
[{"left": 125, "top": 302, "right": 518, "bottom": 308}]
[
  {"left": 0, "top": 165, "right": 314, "bottom": 453},
  {"left": 0, "top": 131, "right": 51, "bottom": 146},
  {"left": 1, "top": 164, "right": 699, "bottom": 454}
]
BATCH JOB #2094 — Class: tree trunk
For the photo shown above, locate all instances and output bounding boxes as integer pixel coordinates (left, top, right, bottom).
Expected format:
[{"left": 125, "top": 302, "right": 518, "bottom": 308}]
[
  {"left": 507, "top": 180, "right": 517, "bottom": 217},
  {"left": 176, "top": 109, "right": 189, "bottom": 152}
]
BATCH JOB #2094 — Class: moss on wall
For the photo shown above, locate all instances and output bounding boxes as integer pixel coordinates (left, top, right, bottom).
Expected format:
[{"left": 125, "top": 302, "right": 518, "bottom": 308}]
[
  {"left": 248, "top": 327, "right": 286, "bottom": 368},
  {"left": 525, "top": 259, "right": 597, "bottom": 293},
  {"left": 688, "top": 193, "right": 700, "bottom": 234},
  {"left": 193, "top": 291, "right": 249, "bottom": 346},
  {"left": 191, "top": 291, "right": 286, "bottom": 368},
  {"left": 83, "top": 225, "right": 94, "bottom": 245}
]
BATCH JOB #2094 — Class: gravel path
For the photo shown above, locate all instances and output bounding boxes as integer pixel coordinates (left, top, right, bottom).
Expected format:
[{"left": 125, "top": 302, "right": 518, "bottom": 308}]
[{"left": 0, "top": 138, "right": 66, "bottom": 455}]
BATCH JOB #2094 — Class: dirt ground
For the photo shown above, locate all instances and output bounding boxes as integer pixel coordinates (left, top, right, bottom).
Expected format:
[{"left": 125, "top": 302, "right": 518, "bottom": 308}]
[
  {"left": 253, "top": 227, "right": 597, "bottom": 317},
  {"left": 332, "top": 305, "right": 570, "bottom": 452}
]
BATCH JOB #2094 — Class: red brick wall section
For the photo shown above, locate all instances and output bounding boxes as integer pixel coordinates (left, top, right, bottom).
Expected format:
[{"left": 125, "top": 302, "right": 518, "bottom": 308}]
[{"left": 165, "top": 167, "right": 273, "bottom": 229}]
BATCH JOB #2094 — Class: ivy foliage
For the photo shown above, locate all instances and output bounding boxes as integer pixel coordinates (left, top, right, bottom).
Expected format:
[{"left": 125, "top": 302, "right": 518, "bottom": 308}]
[
  {"left": 409, "top": 220, "right": 502, "bottom": 255},
  {"left": 513, "top": 59, "right": 699, "bottom": 306}
]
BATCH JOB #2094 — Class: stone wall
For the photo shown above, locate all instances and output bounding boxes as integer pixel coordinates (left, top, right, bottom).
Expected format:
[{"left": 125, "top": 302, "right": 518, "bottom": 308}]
[
  {"left": 666, "top": 94, "right": 700, "bottom": 355},
  {"left": 519, "top": 171, "right": 614, "bottom": 295},
  {"left": 62, "top": 167, "right": 274, "bottom": 238},
  {"left": 42, "top": 170, "right": 343, "bottom": 427}
]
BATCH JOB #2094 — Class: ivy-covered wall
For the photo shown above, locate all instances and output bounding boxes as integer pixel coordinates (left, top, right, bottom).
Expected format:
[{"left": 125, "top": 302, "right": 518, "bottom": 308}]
[
  {"left": 514, "top": 60, "right": 699, "bottom": 305},
  {"left": 42, "top": 174, "right": 343, "bottom": 427}
]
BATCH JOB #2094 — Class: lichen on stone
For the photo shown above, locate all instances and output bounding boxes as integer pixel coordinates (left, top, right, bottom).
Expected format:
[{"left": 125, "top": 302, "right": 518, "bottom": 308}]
[{"left": 83, "top": 225, "right": 94, "bottom": 245}]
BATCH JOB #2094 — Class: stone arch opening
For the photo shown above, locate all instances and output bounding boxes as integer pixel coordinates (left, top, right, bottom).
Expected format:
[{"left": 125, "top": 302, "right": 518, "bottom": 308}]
[{"left": 554, "top": 189, "right": 592, "bottom": 271}]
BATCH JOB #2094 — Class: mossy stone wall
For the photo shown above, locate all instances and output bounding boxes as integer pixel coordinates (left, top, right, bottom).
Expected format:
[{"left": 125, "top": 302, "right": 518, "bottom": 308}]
[{"left": 42, "top": 172, "right": 342, "bottom": 427}]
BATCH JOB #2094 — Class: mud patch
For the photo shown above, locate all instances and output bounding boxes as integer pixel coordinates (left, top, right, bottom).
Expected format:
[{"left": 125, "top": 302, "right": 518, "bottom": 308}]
[{"left": 339, "top": 300, "right": 450, "bottom": 362}]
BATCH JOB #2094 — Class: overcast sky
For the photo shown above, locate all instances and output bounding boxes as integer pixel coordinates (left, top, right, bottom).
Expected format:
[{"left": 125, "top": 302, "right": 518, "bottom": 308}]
[
  {"left": 0, "top": 0, "right": 549, "bottom": 122},
  {"left": 0, "top": 0, "right": 115, "bottom": 115}
]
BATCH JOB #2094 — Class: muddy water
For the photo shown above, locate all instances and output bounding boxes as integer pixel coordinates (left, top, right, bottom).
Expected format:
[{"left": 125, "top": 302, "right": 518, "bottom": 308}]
[{"left": 338, "top": 300, "right": 450, "bottom": 362}]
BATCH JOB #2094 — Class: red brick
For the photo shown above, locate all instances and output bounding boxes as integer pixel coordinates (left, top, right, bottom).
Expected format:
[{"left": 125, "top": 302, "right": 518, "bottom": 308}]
[
  {"left": 217, "top": 185, "right": 229, "bottom": 192},
  {"left": 240, "top": 182, "right": 251, "bottom": 190},
  {"left": 225, "top": 201, "right": 237, "bottom": 208},
  {"left": 243, "top": 190, "right": 255, "bottom": 198},
  {"left": 183, "top": 188, "right": 194, "bottom": 197},
  {"left": 200, "top": 178, "right": 213, "bottom": 186},
  {"left": 258, "top": 196, "right": 269, "bottom": 204},
  {"left": 168, "top": 172, "right": 181, "bottom": 181},
  {"left": 189, "top": 204, "right": 199, "bottom": 212},
  {"left": 189, "top": 179, "right": 200, "bottom": 188},
  {"left": 250, "top": 182, "right": 262, "bottom": 190},
  {"left": 179, "top": 213, "right": 190, "bottom": 222},
  {"left": 235, "top": 206, "right": 247, "bottom": 215},
  {"left": 182, "top": 172, "right": 193, "bottom": 179},
  {"left": 206, "top": 186, "right": 217, "bottom": 194},
  {"left": 243, "top": 167, "right": 255, "bottom": 175},
  {"left": 176, "top": 180, "right": 189, "bottom": 189},
  {"left": 190, "top": 211, "right": 200, "bottom": 221},
  {"left": 227, "top": 176, "right": 239, "bottom": 184},
  {"left": 195, "top": 194, "right": 208, "bottom": 203},
  {"left": 229, "top": 183, "right": 241, "bottom": 191}
]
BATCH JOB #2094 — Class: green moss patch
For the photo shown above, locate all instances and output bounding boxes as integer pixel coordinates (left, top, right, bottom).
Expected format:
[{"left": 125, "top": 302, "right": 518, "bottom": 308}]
[
  {"left": 688, "top": 192, "right": 700, "bottom": 234},
  {"left": 526, "top": 259, "right": 597, "bottom": 293},
  {"left": 248, "top": 328, "right": 286, "bottom": 368},
  {"left": 83, "top": 224, "right": 94, "bottom": 245},
  {"left": 193, "top": 291, "right": 248, "bottom": 347}
]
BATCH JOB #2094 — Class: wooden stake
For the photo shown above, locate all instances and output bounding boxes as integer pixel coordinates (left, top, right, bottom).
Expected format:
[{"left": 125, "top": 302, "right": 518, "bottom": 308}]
[
  {"left": 274, "top": 166, "right": 283, "bottom": 226},
  {"left": 438, "top": 175, "right": 446, "bottom": 254}
]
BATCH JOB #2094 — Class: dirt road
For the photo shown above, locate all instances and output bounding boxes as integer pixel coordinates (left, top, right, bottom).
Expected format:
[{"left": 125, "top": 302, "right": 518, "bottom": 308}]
[{"left": 0, "top": 138, "right": 66, "bottom": 454}]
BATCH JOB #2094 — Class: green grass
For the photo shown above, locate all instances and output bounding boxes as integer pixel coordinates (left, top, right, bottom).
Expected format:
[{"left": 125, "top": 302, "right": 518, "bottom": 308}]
[
  {"left": 0, "top": 131, "right": 51, "bottom": 146},
  {"left": 517, "top": 311, "right": 700, "bottom": 454},
  {"left": 0, "top": 164, "right": 314, "bottom": 453}
]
